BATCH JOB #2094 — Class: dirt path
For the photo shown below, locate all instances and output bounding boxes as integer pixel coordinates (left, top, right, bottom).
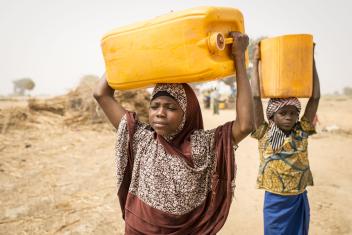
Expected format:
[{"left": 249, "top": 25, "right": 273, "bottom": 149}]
[{"left": 1, "top": 97, "right": 352, "bottom": 234}]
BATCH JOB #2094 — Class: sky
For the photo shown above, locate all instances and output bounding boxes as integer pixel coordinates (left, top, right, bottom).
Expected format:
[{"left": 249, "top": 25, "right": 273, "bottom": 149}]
[{"left": 0, "top": 0, "right": 351, "bottom": 95}]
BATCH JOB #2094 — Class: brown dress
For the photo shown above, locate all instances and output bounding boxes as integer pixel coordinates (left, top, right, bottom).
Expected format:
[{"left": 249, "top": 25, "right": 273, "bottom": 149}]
[{"left": 115, "top": 84, "right": 237, "bottom": 234}]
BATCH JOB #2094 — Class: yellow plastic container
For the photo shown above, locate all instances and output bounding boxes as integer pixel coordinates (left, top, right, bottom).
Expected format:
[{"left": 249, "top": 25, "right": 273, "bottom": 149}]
[
  {"left": 260, "top": 34, "right": 313, "bottom": 98},
  {"left": 219, "top": 101, "right": 226, "bottom": 109},
  {"left": 101, "top": 6, "right": 245, "bottom": 90}
]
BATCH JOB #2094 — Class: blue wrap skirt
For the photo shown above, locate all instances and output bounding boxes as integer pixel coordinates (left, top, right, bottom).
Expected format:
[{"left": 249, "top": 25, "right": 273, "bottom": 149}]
[{"left": 264, "top": 191, "right": 310, "bottom": 235}]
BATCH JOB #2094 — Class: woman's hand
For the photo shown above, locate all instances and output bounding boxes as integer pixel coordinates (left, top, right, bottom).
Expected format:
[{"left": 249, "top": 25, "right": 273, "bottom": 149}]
[
  {"left": 93, "top": 74, "right": 126, "bottom": 129},
  {"left": 230, "top": 32, "right": 249, "bottom": 59}
]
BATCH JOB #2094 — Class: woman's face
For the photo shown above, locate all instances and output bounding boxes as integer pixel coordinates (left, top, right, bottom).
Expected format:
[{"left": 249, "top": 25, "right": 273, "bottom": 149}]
[
  {"left": 273, "top": 105, "right": 299, "bottom": 132},
  {"left": 149, "top": 96, "right": 184, "bottom": 137}
]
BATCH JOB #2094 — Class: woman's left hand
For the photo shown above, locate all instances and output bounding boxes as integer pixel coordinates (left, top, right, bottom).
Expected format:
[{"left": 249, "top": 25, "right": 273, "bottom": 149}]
[{"left": 229, "top": 32, "right": 249, "bottom": 58}]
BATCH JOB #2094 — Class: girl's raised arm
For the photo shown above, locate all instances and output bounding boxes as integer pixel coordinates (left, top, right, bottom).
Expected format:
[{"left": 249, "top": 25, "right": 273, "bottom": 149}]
[
  {"left": 303, "top": 45, "right": 320, "bottom": 123},
  {"left": 251, "top": 43, "right": 265, "bottom": 128}
]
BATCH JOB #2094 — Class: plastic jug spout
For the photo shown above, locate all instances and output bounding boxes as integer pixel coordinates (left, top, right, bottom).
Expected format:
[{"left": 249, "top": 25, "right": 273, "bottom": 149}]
[{"left": 207, "top": 32, "right": 234, "bottom": 54}]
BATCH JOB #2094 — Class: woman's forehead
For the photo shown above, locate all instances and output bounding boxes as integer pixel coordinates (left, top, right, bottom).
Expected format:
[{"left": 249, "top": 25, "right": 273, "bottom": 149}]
[
  {"left": 152, "top": 84, "right": 187, "bottom": 113},
  {"left": 151, "top": 96, "right": 179, "bottom": 105}
]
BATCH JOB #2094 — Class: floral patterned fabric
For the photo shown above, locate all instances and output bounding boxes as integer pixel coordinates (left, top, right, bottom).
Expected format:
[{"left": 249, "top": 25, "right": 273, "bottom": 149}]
[
  {"left": 251, "top": 117, "right": 316, "bottom": 195},
  {"left": 115, "top": 114, "right": 237, "bottom": 215}
]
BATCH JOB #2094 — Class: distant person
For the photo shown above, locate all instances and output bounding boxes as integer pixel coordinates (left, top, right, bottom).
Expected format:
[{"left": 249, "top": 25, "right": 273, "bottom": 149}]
[
  {"left": 211, "top": 88, "right": 221, "bottom": 115},
  {"left": 93, "top": 32, "right": 254, "bottom": 234},
  {"left": 203, "top": 90, "right": 211, "bottom": 109},
  {"left": 250, "top": 43, "right": 320, "bottom": 235}
]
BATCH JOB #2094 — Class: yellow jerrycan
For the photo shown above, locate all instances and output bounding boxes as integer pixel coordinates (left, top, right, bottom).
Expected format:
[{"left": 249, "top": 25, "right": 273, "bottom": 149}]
[
  {"left": 101, "top": 6, "right": 245, "bottom": 90},
  {"left": 260, "top": 34, "right": 313, "bottom": 98}
]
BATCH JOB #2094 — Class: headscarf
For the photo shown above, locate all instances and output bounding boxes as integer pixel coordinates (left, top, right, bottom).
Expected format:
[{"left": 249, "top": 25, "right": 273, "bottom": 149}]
[
  {"left": 266, "top": 98, "right": 301, "bottom": 120},
  {"left": 266, "top": 98, "right": 301, "bottom": 151},
  {"left": 119, "top": 83, "right": 236, "bottom": 234},
  {"left": 151, "top": 84, "right": 187, "bottom": 142},
  {"left": 149, "top": 83, "right": 204, "bottom": 166}
]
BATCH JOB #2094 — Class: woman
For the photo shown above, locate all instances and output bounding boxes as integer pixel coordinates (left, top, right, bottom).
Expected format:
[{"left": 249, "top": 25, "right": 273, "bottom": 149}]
[{"left": 93, "top": 32, "right": 254, "bottom": 234}]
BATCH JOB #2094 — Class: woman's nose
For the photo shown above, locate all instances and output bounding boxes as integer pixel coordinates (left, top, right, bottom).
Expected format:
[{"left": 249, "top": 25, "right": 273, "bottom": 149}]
[{"left": 156, "top": 107, "right": 166, "bottom": 117}]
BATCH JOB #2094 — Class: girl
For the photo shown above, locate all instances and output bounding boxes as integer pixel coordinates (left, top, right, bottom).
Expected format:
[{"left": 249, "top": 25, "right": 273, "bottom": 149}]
[
  {"left": 251, "top": 43, "right": 320, "bottom": 235},
  {"left": 93, "top": 32, "right": 254, "bottom": 234}
]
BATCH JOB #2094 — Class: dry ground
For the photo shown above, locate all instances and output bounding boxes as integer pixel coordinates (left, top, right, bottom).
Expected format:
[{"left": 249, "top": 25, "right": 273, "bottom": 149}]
[{"left": 0, "top": 96, "right": 351, "bottom": 235}]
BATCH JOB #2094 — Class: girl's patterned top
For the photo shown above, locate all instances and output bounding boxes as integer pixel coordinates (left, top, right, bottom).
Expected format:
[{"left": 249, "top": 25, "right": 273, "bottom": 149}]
[{"left": 251, "top": 117, "right": 316, "bottom": 195}]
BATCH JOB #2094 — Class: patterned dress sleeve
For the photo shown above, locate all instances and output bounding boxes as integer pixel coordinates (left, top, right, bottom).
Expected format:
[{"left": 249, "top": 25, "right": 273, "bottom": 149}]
[
  {"left": 251, "top": 122, "right": 269, "bottom": 140},
  {"left": 300, "top": 116, "right": 317, "bottom": 136},
  {"left": 115, "top": 113, "right": 151, "bottom": 190},
  {"left": 115, "top": 114, "right": 129, "bottom": 190},
  {"left": 190, "top": 128, "right": 216, "bottom": 167}
]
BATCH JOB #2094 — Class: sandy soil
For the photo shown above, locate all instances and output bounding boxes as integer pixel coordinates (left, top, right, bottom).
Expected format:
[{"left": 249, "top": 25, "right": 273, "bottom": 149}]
[{"left": 0, "top": 96, "right": 351, "bottom": 235}]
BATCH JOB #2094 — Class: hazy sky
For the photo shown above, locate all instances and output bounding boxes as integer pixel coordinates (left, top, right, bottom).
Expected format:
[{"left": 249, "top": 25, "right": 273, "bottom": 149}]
[{"left": 0, "top": 0, "right": 351, "bottom": 95}]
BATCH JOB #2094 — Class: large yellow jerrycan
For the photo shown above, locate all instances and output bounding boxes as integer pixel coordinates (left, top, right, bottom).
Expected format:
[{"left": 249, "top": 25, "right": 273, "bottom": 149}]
[
  {"left": 260, "top": 34, "right": 313, "bottom": 98},
  {"left": 101, "top": 6, "right": 245, "bottom": 90}
]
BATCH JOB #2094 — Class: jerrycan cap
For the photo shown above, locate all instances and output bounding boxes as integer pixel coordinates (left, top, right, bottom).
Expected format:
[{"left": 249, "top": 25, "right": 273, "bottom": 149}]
[
  {"left": 208, "top": 32, "right": 225, "bottom": 53},
  {"left": 208, "top": 32, "right": 234, "bottom": 54}
]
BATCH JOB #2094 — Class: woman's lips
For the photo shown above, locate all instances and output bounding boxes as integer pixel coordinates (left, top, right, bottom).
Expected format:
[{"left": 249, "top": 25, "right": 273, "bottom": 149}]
[{"left": 153, "top": 122, "right": 168, "bottom": 128}]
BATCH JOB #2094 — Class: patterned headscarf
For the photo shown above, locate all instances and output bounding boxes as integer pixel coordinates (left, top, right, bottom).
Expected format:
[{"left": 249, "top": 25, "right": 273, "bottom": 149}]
[
  {"left": 150, "top": 83, "right": 203, "bottom": 166},
  {"left": 266, "top": 97, "right": 301, "bottom": 120},
  {"left": 266, "top": 98, "right": 301, "bottom": 151},
  {"left": 151, "top": 83, "right": 187, "bottom": 141}
]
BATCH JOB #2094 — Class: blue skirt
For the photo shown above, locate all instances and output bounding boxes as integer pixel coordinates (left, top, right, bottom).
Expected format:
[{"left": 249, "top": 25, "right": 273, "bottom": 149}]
[{"left": 264, "top": 191, "right": 310, "bottom": 235}]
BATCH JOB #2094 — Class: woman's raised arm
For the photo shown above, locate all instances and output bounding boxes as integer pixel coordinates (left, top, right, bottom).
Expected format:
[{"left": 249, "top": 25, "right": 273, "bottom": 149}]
[
  {"left": 230, "top": 32, "right": 255, "bottom": 145},
  {"left": 93, "top": 74, "right": 127, "bottom": 129}
]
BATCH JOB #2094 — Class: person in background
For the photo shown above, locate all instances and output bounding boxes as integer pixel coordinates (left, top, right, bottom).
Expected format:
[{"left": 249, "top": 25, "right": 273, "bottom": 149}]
[
  {"left": 203, "top": 89, "right": 211, "bottom": 109},
  {"left": 250, "top": 43, "right": 320, "bottom": 235},
  {"left": 211, "top": 87, "right": 221, "bottom": 115}
]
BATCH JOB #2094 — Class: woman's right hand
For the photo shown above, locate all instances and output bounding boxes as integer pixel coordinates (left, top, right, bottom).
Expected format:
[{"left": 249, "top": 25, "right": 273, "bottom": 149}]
[
  {"left": 93, "top": 74, "right": 126, "bottom": 129},
  {"left": 93, "top": 74, "right": 115, "bottom": 98}
]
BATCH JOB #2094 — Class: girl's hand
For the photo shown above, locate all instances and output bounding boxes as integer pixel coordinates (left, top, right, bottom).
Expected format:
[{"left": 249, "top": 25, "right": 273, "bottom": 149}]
[
  {"left": 254, "top": 43, "right": 261, "bottom": 61},
  {"left": 229, "top": 32, "right": 249, "bottom": 58}
]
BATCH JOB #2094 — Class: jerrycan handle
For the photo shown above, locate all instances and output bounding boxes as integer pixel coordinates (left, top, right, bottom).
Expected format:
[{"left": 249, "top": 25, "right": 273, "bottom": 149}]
[{"left": 208, "top": 32, "right": 234, "bottom": 54}]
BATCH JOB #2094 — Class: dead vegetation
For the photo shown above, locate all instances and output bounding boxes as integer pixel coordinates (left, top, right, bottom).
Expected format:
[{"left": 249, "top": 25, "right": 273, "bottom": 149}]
[{"left": 0, "top": 76, "right": 151, "bottom": 133}]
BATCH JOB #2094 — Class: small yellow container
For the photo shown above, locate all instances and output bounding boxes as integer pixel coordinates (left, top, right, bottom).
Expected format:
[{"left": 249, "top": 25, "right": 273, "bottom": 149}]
[
  {"left": 219, "top": 102, "right": 226, "bottom": 109},
  {"left": 101, "top": 6, "right": 245, "bottom": 90},
  {"left": 260, "top": 34, "right": 313, "bottom": 98}
]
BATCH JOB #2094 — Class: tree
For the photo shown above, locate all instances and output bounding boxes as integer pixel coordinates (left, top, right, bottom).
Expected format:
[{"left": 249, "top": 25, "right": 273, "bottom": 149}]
[
  {"left": 343, "top": 86, "right": 352, "bottom": 96},
  {"left": 13, "top": 78, "right": 35, "bottom": 96}
]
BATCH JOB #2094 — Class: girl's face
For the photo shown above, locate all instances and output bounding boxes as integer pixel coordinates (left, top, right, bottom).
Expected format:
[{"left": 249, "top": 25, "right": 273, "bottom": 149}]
[
  {"left": 273, "top": 105, "right": 299, "bottom": 132},
  {"left": 149, "top": 96, "right": 184, "bottom": 137}
]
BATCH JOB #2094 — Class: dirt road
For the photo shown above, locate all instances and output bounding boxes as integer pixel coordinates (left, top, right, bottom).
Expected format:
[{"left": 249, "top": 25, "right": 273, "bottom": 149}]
[{"left": 1, "top": 96, "right": 351, "bottom": 234}]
